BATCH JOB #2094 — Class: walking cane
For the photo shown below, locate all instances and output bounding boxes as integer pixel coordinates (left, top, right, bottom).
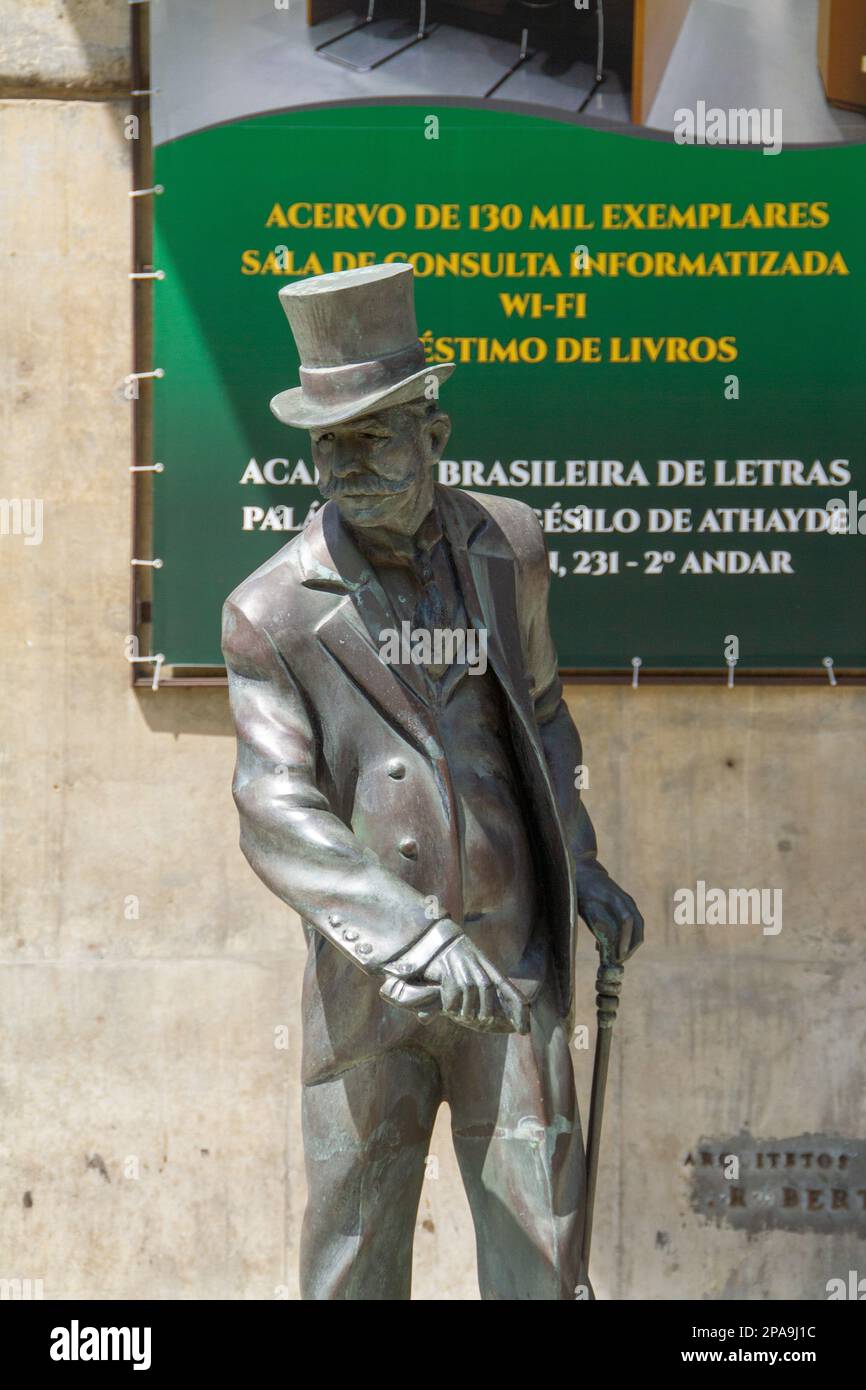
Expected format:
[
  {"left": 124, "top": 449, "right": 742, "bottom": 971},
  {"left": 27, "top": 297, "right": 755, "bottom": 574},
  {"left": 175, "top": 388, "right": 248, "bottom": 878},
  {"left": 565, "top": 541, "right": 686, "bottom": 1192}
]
[{"left": 581, "top": 954, "right": 625, "bottom": 1279}]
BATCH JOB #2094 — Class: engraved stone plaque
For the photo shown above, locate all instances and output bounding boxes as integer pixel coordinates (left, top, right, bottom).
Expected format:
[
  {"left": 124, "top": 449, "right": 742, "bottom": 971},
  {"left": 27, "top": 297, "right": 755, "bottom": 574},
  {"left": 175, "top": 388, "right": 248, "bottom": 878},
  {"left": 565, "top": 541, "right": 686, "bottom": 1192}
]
[{"left": 687, "top": 1132, "right": 866, "bottom": 1236}]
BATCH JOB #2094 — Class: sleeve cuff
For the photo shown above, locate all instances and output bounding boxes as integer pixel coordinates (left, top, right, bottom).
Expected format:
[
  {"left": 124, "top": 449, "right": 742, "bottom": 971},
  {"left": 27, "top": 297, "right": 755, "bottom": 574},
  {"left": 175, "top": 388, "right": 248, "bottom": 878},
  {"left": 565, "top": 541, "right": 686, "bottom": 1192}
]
[{"left": 383, "top": 918, "right": 461, "bottom": 979}]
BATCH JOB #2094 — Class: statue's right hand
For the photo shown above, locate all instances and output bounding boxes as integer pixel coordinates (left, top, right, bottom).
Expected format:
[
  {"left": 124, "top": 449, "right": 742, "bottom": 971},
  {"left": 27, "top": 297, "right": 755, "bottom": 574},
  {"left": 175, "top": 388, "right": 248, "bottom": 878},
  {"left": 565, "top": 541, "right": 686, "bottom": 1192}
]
[{"left": 423, "top": 936, "right": 529, "bottom": 1035}]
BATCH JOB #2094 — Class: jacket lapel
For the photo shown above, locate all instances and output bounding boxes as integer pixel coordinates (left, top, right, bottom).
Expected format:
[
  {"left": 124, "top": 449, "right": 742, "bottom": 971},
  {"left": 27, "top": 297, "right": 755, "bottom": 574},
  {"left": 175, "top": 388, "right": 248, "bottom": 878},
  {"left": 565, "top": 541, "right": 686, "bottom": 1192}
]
[
  {"left": 436, "top": 485, "right": 536, "bottom": 728},
  {"left": 439, "top": 486, "right": 573, "bottom": 850},
  {"left": 298, "top": 504, "right": 443, "bottom": 761},
  {"left": 439, "top": 487, "right": 577, "bottom": 984},
  {"left": 297, "top": 490, "right": 546, "bottom": 766}
]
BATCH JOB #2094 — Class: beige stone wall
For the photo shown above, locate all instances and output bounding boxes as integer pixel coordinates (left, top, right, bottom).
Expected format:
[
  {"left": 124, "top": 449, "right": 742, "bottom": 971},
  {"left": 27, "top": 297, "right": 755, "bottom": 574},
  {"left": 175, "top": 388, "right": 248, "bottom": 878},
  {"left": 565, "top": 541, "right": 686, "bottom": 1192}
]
[{"left": 1, "top": 5, "right": 863, "bottom": 1301}]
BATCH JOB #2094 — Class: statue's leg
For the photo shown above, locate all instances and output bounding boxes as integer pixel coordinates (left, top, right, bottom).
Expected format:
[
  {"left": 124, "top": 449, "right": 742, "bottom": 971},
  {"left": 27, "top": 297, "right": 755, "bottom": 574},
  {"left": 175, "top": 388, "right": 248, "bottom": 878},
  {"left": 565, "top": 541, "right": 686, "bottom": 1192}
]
[
  {"left": 299, "top": 1045, "right": 441, "bottom": 1300},
  {"left": 443, "top": 985, "right": 591, "bottom": 1301}
]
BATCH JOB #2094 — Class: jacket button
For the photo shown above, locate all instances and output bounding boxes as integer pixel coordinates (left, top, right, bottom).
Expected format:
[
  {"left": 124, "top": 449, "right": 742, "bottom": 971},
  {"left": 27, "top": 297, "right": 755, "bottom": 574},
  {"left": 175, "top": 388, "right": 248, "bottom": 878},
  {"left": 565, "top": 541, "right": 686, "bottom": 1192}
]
[
  {"left": 387, "top": 759, "right": 406, "bottom": 780},
  {"left": 399, "top": 838, "right": 418, "bottom": 859},
  {"left": 343, "top": 928, "right": 359, "bottom": 943},
  {"left": 329, "top": 912, "right": 342, "bottom": 927},
  {"left": 357, "top": 942, "right": 373, "bottom": 956}
]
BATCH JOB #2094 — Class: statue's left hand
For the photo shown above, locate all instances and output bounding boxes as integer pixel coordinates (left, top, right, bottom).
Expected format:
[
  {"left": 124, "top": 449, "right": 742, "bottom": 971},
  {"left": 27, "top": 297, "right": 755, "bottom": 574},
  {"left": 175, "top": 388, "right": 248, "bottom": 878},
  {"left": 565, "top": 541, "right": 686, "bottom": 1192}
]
[
  {"left": 576, "top": 866, "right": 644, "bottom": 966},
  {"left": 379, "top": 976, "right": 442, "bottom": 1023}
]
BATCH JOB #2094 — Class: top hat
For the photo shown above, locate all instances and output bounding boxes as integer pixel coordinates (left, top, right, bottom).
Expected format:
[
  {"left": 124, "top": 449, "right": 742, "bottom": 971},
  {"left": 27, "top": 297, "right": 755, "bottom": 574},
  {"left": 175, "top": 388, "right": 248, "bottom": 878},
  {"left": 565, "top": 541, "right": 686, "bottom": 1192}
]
[{"left": 270, "top": 263, "right": 454, "bottom": 430}]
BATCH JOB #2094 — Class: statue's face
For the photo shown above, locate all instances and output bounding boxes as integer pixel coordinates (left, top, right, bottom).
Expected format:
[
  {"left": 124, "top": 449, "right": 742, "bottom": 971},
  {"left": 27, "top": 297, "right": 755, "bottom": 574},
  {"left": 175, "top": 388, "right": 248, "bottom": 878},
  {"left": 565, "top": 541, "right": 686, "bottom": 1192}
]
[{"left": 309, "top": 401, "right": 450, "bottom": 529}]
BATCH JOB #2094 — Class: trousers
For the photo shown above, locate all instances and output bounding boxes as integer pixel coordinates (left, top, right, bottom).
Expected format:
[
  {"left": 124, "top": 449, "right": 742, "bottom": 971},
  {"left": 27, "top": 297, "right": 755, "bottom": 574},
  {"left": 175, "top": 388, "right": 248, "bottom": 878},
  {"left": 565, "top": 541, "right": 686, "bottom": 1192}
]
[{"left": 299, "top": 978, "right": 590, "bottom": 1301}]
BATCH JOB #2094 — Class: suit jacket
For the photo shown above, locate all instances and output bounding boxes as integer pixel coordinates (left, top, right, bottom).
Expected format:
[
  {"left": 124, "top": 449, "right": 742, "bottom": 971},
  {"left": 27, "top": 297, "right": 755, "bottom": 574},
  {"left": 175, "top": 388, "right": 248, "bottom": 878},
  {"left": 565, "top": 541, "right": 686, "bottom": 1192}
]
[{"left": 222, "top": 484, "right": 603, "bottom": 1034}]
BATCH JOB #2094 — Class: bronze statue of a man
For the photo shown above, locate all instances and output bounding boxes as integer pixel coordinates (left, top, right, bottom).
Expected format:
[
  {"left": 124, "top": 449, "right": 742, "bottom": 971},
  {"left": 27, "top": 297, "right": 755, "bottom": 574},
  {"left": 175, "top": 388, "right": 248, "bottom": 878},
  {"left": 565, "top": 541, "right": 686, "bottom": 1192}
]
[{"left": 223, "top": 263, "right": 643, "bottom": 1300}]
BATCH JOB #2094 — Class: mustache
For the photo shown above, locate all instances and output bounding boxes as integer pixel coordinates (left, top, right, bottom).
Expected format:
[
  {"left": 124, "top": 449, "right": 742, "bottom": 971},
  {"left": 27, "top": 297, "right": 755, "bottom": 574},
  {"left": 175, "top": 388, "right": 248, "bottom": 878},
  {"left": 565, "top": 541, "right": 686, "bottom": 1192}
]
[{"left": 321, "top": 473, "right": 413, "bottom": 499}]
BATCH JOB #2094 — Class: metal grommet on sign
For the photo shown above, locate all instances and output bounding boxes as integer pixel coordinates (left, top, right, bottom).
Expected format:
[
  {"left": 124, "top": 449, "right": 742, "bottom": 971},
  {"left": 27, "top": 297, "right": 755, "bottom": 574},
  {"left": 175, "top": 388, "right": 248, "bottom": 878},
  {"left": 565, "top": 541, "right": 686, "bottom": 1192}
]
[
  {"left": 126, "top": 651, "right": 164, "bottom": 692},
  {"left": 125, "top": 368, "right": 164, "bottom": 383}
]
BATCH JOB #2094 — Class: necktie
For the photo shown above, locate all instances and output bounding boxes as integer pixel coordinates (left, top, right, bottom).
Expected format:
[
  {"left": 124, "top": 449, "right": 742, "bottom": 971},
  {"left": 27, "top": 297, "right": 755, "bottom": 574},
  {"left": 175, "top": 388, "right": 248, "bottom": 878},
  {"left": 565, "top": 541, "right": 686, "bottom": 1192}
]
[{"left": 412, "top": 542, "right": 448, "bottom": 637}]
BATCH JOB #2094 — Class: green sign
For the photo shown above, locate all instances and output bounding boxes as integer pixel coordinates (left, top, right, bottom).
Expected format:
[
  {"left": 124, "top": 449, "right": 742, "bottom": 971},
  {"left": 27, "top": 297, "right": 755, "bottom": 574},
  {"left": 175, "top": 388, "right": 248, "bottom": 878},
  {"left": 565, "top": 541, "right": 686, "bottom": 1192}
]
[{"left": 152, "top": 104, "right": 865, "bottom": 671}]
